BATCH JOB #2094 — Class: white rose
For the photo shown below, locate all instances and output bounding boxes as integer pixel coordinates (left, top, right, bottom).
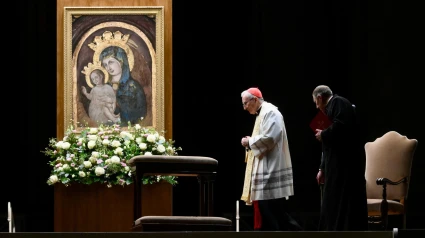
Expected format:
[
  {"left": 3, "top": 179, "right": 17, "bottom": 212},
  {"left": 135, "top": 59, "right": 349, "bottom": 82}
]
[
  {"left": 144, "top": 152, "right": 152, "bottom": 156},
  {"left": 124, "top": 140, "right": 131, "bottom": 146},
  {"left": 135, "top": 124, "right": 141, "bottom": 130},
  {"left": 125, "top": 166, "right": 130, "bottom": 171},
  {"left": 89, "top": 156, "right": 97, "bottom": 164},
  {"left": 88, "top": 135, "right": 98, "bottom": 141},
  {"left": 105, "top": 159, "right": 111, "bottom": 164},
  {"left": 136, "top": 137, "right": 142, "bottom": 143},
  {"left": 157, "top": 144, "right": 166, "bottom": 153},
  {"left": 78, "top": 138, "right": 84, "bottom": 143},
  {"left": 111, "top": 156, "right": 121, "bottom": 164},
  {"left": 95, "top": 167, "right": 105, "bottom": 176},
  {"left": 62, "top": 164, "right": 70, "bottom": 170},
  {"left": 114, "top": 147, "right": 124, "bottom": 155},
  {"left": 79, "top": 171, "right": 86, "bottom": 177},
  {"left": 49, "top": 175, "right": 59, "bottom": 184},
  {"left": 55, "top": 141, "right": 64, "bottom": 148},
  {"left": 147, "top": 134, "right": 156, "bottom": 143},
  {"left": 83, "top": 161, "right": 92, "bottom": 168},
  {"left": 111, "top": 140, "right": 121, "bottom": 147},
  {"left": 127, "top": 133, "right": 134, "bottom": 141},
  {"left": 120, "top": 131, "right": 129, "bottom": 138},
  {"left": 139, "top": 143, "right": 147, "bottom": 150},
  {"left": 61, "top": 142, "right": 71, "bottom": 150},
  {"left": 158, "top": 136, "right": 165, "bottom": 144},
  {"left": 102, "top": 139, "right": 110, "bottom": 145},
  {"left": 87, "top": 140, "right": 96, "bottom": 149},
  {"left": 90, "top": 128, "right": 98, "bottom": 134},
  {"left": 92, "top": 151, "right": 100, "bottom": 158},
  {"left": 166, "top": 146, "right": 174, "bottom": 154}
]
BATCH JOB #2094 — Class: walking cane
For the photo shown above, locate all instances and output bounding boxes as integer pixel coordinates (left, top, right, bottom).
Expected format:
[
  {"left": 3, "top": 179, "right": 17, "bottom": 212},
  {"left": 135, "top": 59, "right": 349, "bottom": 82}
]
[{"left": 319, "top": 152, "right": 324, "bottom": 207}]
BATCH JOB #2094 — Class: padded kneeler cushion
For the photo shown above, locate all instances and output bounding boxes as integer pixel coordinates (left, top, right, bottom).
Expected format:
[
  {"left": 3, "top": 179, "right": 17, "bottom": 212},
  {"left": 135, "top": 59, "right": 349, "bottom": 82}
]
[{"left": 133, "top": 216, "right": 232, "bottom": 231}]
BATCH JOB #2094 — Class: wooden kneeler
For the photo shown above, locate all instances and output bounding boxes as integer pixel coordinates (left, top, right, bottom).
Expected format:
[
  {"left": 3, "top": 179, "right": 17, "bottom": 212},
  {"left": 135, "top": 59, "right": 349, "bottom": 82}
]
[
  {"left": 133, "top": 216, "right": 232, "bottom": 232},
  {"left": 129, "top": 155, "right": 232, "bottom": 232}
]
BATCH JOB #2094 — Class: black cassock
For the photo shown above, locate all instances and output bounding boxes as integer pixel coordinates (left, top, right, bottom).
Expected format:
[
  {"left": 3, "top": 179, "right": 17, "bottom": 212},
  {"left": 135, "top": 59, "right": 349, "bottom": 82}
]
[{"left": 319, "top": 95, "right": 368, "bottom": 231}]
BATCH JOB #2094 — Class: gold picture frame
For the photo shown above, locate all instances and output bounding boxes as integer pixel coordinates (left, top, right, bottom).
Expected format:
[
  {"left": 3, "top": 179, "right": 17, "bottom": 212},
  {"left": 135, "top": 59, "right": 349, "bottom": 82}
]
[{"left": 63, "top": 6, "right": 165, "bottom": 133}]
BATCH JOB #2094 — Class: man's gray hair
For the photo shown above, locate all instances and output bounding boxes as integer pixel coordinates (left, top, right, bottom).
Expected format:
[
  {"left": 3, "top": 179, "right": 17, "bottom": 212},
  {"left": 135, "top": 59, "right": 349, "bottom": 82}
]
[
  {"left": 312, "top": 85, "right": 333, "bottom": 99},
  {"left": 241, "top": 90, "right": 264, "bottom": 102}
]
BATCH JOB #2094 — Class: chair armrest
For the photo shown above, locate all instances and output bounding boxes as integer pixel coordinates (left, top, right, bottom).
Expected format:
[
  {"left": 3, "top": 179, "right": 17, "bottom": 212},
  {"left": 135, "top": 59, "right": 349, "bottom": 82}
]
[
  {"left": 375, "top": 177, "right": 407, "bottom": 230},
  {"left": 376, "top": 177, "right": 408, "bottom": 186}
]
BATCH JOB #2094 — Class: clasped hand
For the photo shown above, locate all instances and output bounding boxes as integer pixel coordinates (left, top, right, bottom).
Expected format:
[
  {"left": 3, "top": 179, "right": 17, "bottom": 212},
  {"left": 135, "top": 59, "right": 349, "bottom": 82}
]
[
  {"left": 315, "top": 129, "right": 322, "bottom": 142},
  {"left": 241, "top": 136, "right": 250, "bottom": 147}
]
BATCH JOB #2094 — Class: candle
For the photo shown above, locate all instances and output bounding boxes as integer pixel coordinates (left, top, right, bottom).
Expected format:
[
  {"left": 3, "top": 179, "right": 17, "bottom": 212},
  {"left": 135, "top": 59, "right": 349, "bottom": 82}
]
[
  {"left": 236, "top": 200, "right": 239, "bottom": 232},
  {"left": 236, "top": 200, "right": 239, "bottom": 216}
]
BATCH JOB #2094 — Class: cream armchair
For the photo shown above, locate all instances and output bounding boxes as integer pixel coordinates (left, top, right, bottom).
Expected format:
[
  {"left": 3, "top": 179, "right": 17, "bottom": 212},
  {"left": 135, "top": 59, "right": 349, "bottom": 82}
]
[{"left": 365, "top": 131, "right": 417, "bottom": 230}]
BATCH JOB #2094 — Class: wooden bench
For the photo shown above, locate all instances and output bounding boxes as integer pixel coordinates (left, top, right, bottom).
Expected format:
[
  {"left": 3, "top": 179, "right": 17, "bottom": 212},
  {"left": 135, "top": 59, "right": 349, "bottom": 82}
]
[{"left": 128, "top": 155, "right": 232, "bottom": 231}]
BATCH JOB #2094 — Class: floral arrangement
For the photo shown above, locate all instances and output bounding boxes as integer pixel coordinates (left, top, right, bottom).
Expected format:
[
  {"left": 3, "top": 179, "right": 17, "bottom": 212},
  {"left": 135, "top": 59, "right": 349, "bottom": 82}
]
[{"left": 42, "top": 122, "right": 182, "bottom": 187}]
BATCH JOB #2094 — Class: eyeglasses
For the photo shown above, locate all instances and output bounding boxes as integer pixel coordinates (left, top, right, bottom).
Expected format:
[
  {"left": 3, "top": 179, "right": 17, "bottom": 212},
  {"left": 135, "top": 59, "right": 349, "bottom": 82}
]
[{"left": 242, "top": 98, "right": 254, "bottom": 107}]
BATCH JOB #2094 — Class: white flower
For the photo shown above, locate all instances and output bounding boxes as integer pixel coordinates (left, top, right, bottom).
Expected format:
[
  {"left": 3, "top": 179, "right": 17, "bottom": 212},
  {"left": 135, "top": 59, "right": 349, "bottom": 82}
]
[
  {"left": 62, "top": 164, "right": 70, "bottom": 170},
  {"left": 157, "top": 144, "right": 166, "bottom": 153},
  {"left": 89, "top": 156, "right": 97, "bottom": 164},
  {"left": 95, "top": 167, "right": 105, "bottom": 176},
  {"left": 125, "top": 166, "right": 130, "bottom": 171},
  {"left": 124, "top": 140, "right": 131, "bottom": 146},
  {"left": 83, "top": 161, "right": 92, "bottom": 168},
  {"left": 49, "top": 175, "right": 59, "bottom": 184},
  {"left": 136, "top": 137, "right": 142, "bottom": 143},
  {"left": 88, "top": 135, "right": 98, "bottom": 141},
  {"left": 92, "top": 151, "right": 100, "bottom": 158},
  {"left": 87, "top": 140, "right": 96, "bottom": 149},
  {"left": 120, "top": 131, "right": 129, "bottom": 138},
  {"left": 90, "top": 128, "right": 98, "bottom": 134},
  {"left": 135, "top": 124, "right": 141, "bottom": 130},
  {"left": 102, "top": 139, "right": 110, "bottom": 145},
  {"left": 147, "top": 134, "right": 156, "bottom": 142},
  {"left": 144, "top": 152, "right": 152, "bottom": 156},
  {"left": 158, "top": 136, "right": 166, "bottom": 144},
  {"left": 111, "top": 156, "right": 120, "bottom": 164},
  {"left": 127, "top": 133, "right": 134, "bottom": 140},
  {"left": 79, "top": 171, "right": 86, "bottom": 177},
  {"left": 55, "top": 141, "right": 63, "bottom": 148},
  {"left": 114, "top": 147, "right": 124, "bottom": 155},
  {"left": 61, "top": 142, "right": 71, "bottom": 150},
  {"left": 139, "top": 143, "right": 147, "bottom": 150},
  {"left": 111, "top": 140, "right": 121, "bottom": 147},
  {"left": 166, "top": 146, "right": 174, "bottom": 154}
]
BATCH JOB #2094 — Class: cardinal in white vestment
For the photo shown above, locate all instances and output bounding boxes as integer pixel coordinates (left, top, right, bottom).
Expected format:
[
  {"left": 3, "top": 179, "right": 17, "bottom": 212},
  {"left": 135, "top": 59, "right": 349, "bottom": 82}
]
[{"left": 240, "top": 87, "right": 302, "bottom": 231}]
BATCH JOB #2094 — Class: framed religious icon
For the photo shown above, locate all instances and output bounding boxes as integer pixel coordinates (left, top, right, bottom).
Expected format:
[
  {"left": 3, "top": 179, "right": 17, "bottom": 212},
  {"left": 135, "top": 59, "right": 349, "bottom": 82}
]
[{"left": 62, "top": 7, "right": 165, "bottom": 133}]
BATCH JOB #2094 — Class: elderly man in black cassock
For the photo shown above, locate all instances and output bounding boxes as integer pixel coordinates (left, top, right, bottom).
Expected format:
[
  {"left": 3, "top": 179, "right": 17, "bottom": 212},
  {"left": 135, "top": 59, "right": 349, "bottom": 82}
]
[{"left": 312, "top": 85, "right": 368, "bottom": 231}]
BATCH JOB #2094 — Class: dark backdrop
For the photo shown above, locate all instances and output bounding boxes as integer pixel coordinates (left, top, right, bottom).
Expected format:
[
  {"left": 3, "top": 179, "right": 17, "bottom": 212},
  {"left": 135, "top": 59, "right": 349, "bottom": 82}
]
[{"left": 9, "top": 0, "right": 424, "bottom": 232}]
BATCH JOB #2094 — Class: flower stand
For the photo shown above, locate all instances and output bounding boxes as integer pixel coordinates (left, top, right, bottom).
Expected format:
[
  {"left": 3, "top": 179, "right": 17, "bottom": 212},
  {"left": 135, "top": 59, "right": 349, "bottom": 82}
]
[{"left": 53, "top": 182, "right": 172, "bottom": 232}]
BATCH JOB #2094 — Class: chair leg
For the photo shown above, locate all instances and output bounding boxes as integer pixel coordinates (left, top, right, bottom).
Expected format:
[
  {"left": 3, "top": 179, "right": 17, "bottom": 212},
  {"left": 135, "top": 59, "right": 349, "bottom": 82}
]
[
  {"left": 381, "top": 199, "right": 388, "bottom": 230},
  {"left": 403, "top": 214, "right": 406, "bottom": 229}
]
